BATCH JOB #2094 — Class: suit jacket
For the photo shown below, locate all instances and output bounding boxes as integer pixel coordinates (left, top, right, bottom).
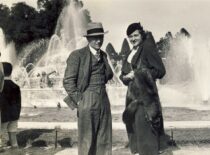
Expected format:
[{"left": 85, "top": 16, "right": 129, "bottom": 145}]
[
  {"left": 63, "top": 45, "right": 113, "bottom": 107},
  {"left": 120, "top": 32, "right": 166, "bottom": 86}
]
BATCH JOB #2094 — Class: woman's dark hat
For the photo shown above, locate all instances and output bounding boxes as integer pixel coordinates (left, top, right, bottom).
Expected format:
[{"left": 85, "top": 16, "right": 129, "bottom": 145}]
[
  {"left": 84, "top": 22, "right": 108, "bottom": 37},
  {"left": 126, "top": 22, "right": 143, "bottom": 36}
]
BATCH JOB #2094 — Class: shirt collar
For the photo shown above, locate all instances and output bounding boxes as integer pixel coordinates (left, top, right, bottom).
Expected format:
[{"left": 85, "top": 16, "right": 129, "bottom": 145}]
[
  {"left": 127, "top": 46, "right": 139, "bottom": 63},
  {"left": 89, "top": 45, "right": 100, "bottom": 55},
  {"left": 4, "top": 77, "right": 11, "bottom": 80}
]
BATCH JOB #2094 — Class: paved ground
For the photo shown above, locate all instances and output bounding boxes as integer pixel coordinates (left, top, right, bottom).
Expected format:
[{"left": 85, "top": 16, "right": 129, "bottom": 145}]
[
  {"left": 55, "top": 146, "right": 210, "bottom": 155},
  {"left": 2, "top": 105, "right": 210, "bottom": 154},
  {"left": 16, "top": 108, "right": 210, "bottom": 155}
]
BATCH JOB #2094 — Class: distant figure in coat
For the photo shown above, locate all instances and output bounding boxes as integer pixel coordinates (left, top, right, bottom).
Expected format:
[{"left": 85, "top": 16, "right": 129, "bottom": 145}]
[
  {"left": 57, "top": 102, "right": 61, "bottom": 110},
  {"left": 63, "top": 22, "right": 113, "bottom": 155},
  {"left": 120, "top": 22, "right": 166, "bottom": 155},
  {"left": 0, "top": 62, "right": 21, "bottom": 149},
  {"left": 40, "top": 71, "right": 56, "bottom": 88}
]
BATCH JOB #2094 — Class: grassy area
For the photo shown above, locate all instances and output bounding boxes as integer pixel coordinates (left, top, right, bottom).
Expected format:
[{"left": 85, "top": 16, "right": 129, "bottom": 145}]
[{"left": 20, "top": 107, "right": 210, "bottom": 122}]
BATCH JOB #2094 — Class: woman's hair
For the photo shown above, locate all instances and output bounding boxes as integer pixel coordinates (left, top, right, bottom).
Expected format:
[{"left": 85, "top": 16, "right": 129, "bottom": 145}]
[
  {"left": 2, "top": 62, "right": 13, "bottom": 76},
  {"left": 126, "top": 22, "right": 146, "bottom": 39}
]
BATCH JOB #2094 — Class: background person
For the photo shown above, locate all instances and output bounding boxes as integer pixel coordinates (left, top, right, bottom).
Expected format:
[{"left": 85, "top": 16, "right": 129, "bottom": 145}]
[
  {"left": 40, "top": 71, "right": 56, "bottom": 88},
  {"left": 0, "top": 62, "right": 21, "bottom": 149}
]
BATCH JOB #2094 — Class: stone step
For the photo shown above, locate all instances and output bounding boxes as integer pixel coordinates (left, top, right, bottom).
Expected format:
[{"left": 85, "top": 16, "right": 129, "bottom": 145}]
[{"left": 18, "top": 121, "right": 210, "bottom": 130}]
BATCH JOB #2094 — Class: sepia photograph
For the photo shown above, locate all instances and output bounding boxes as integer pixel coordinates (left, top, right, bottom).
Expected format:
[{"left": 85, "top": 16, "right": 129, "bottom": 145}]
[{"left": 1, "top": 0, "right": 210, "bottom": 154}]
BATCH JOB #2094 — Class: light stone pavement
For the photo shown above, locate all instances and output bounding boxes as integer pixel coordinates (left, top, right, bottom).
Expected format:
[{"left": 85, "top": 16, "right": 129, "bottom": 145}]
[
  {"left": 54, "top": 146, "right": 210, "bottom": 155},
  {"left": 18, "top": 121, "right": 210, "bottom": 130}
]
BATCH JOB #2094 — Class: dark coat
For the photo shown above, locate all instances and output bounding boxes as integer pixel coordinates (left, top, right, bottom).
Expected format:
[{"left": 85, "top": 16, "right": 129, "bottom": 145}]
[
  {"left": 0, "top": 80, "right": 21, "bottom": 123},
  {"left": 120, "top": 32, "right": 165, "bottom": 86},
  {"left": 122, "top": 68, "right": 161, "bottom": 126},
  {"left": 63, "top": 46, "right": 113, "bottom": 105},
  {"left": 120, "top": 32, "right": 166, "bottom": 155},
  {"left": 121, "top": 32, "right": 165, "bottom": 123}
]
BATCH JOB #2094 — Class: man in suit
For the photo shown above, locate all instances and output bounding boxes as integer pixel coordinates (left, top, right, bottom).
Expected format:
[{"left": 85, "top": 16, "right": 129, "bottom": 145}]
[{"left": 63, "top": 22, "right": 113, "bottom": 155}]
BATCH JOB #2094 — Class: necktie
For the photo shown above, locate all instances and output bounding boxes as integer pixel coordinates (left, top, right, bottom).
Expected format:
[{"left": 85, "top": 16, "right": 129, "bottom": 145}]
[{"left": 95, "top": 50, "right": 101, "bottom": 61}]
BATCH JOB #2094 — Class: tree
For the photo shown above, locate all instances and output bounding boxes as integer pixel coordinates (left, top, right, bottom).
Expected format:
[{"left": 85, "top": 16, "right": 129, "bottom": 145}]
[
  {"left": 106, "top": 43, "right": 119, "bottom": 60},
  {"left": 156, "top": 32, "right": 173, "bottom": 58},
  {"left": 37, "top": 0, "right": 65, "bottom": 37},
  {"left": 0, "top": 0, "right": 65, "bottom": 53},
  {"left": 119, "top": 38, "right": 130, "bottom": 60},
  {"left": 0, "top": 4, "right": 10, "bottom": 42},
  {"left": 6, "top": 2, "right": 37, "bottom": 49}
]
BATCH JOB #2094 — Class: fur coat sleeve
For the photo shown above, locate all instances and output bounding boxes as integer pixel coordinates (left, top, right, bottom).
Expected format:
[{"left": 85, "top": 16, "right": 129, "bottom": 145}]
[{"left": 139, "top": 32, "right": 166, "bottom": 79}]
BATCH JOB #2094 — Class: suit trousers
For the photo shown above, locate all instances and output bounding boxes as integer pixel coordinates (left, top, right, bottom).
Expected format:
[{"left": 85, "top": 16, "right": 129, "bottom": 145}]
[{"left": 77, "top": 87, "right": 112, "bottom": 155}]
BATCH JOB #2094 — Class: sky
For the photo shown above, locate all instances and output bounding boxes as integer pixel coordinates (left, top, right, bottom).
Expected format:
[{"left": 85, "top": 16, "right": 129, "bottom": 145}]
[{"left": 1, "top": 0, "right": 210, "bottom": 51}]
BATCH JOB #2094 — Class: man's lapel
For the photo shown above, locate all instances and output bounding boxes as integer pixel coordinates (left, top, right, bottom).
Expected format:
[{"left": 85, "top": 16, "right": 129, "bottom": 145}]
[
  {"left": 79, "top": 46, "right": 91, "bottom": 92},
  {"left": 102, "top": 52, "right": 113, "bottom": 82},
  {"left": 131, "top": 43, "right": 143, "bottom": 68}
]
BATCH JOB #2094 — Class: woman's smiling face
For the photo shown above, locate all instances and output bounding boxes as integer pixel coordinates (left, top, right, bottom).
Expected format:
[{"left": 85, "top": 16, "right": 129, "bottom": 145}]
[{"left": 128, "top": 30, "right": 142, "bottom": 48}]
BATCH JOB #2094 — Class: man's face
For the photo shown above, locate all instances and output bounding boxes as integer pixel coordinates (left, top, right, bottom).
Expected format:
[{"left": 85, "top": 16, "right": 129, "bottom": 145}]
[
  {"left": 87, "top": 35, "right": 104, "bottom": 50},
  {"left": 128, "top": 30, "right": 142, "bottom": 48}
]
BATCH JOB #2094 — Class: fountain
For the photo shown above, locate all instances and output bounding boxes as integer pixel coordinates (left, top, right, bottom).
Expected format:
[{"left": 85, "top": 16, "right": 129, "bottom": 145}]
[
  {"left": 24, "top": 0, "right": 121, "bottom": 85},
  {"left": 5, "top": 0, "right": 210, "bottom": 109},
  {"left": 35, "top": 0, "right": 89, "bottom": 78},
  {"left": 0, "top": 28, "right": 6, "bottom": 52},
  {"left": 12, "top": 0, "right": 91, "bottom": 107},
  {"left": 12, "top": 0, "right": 90, "bottom": 87},
  {"left": 159, "top": 33, "right": 210, "bottom": 108},
  {"left": 0, "top": 28, "right": 17, "bottom": 66}
]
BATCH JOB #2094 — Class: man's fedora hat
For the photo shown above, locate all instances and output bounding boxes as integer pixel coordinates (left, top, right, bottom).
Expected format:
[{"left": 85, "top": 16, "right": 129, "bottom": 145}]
[{"left": 84, "top": 22, "right": 108, "bottom": 37}]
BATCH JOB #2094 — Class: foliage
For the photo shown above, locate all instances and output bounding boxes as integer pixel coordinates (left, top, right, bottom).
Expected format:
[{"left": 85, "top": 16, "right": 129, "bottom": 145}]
[
  {"left": 119, "top": 38, "right": 130, "bottom": 60},
  {"left": 105, "top": 43, "right": 120, "bottom": 61},
  {"left": 0, "top": 0, "right": 65, "bottom": 54},
  {"left": 0, "top": 4, "right": 10, "bottom": 36},
  {"left": 156, "top": 31, "right": 173, "bottom": 58}
]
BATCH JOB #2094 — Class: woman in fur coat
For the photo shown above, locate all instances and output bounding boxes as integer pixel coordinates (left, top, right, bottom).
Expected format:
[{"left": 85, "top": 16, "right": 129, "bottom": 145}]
[{"left": 120, "top": 22, "right": 166, "bottom": 155}]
